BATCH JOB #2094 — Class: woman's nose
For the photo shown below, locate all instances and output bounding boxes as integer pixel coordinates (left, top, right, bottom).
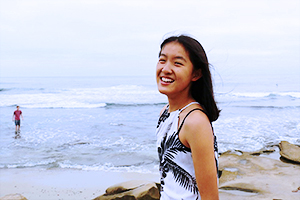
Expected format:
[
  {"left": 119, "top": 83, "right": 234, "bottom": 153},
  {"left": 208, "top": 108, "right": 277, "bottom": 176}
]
[{"left": 161, "top": 62, "right": 172, "bottom": 73}]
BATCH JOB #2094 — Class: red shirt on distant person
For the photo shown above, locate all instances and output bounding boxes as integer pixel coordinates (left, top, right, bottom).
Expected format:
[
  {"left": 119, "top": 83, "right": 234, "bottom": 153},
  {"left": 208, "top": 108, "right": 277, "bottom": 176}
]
[
  {"left": 12, "top": 106, "right": 23, "bottom": 133},
  {"left": 14, "top": 110, "right": 22, "bottom": 120}
]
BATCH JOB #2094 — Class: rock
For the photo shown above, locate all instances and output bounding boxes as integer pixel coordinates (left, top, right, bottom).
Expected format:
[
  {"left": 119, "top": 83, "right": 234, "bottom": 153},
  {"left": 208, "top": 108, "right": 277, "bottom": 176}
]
[
  {"left": 218, "top": 148, "right": 300, "bottom": 199},
  {"left": 0, "top": 194, "right": 28, "bottom": 200},
  {"left": 249, "top": 147, "right": 276, "bottom": 156},
  {"left": 105, "top": 180, "right": 151, "bottom": 195},
  {"left": 279, "top": 141, "right": 300, "bottom": 163},
  {"left": 93, "top": 180, "right": 160, "bottom": 200}
]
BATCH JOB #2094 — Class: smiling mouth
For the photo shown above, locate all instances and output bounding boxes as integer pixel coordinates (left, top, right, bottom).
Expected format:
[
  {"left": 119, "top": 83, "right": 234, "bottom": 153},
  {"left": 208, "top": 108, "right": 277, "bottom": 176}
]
[{"left": 161, "top": 77, "right": 174, "bottom": 83}]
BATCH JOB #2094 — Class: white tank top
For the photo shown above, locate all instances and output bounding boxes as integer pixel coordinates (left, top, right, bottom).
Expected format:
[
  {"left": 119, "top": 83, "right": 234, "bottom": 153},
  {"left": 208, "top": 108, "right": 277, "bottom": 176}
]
[{"left": 156, "top": 102, "right": 219, "bottom": 200}]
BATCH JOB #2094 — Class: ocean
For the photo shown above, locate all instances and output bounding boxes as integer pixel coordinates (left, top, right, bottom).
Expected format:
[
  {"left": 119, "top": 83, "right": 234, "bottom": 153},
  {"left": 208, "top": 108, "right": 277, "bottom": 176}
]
[{"left": 0, "top": 75, "right": 299, "bottom": 174}]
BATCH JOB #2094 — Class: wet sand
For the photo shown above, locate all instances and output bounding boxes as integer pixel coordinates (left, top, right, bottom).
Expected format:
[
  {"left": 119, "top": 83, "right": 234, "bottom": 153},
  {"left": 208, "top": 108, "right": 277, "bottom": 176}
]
[{"left": 0, "top": 168, "right": 159, "bottom": 200}]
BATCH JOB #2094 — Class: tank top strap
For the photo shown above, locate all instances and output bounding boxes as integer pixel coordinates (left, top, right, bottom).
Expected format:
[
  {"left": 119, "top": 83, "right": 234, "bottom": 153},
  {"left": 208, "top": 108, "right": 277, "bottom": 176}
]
[
  {"left": 178, "top": 102, "right": 200, "bottom": 114},
  {"left": 178, "top": 108, "right": 208, "bottom": 134}
]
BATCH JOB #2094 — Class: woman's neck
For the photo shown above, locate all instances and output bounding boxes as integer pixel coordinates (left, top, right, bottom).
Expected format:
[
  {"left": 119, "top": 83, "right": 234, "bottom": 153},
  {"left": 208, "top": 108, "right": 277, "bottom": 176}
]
[{"left": 167, "top": 95, "right": 196, "bottom": 112}]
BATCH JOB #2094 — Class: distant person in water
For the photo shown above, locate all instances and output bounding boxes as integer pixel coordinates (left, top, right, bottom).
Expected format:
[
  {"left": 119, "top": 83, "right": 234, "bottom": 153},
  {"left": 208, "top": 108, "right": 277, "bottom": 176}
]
[{"left": 12, "top": 106, "right": 23, "bottom": 133}]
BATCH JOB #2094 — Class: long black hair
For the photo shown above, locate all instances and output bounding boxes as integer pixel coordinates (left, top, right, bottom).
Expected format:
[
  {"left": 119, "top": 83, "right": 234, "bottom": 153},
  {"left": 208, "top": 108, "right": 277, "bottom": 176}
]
[{"left": 159, "top": 35, "right": 220, "bottom": 122}]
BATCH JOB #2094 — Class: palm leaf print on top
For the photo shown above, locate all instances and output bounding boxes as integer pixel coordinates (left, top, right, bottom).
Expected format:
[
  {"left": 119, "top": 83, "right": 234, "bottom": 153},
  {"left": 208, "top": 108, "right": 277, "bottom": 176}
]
[
  {"left": 157, "top": 109, "right": 170, "bottom": 128},
  {"left": 158, "top": 132, "right": 199, "bottom": 195}
]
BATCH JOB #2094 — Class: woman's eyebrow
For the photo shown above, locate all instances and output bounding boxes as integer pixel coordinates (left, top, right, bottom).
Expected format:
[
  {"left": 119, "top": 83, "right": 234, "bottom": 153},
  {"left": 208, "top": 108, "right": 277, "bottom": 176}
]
[
  {"left": 174, "top": 56, "right": 187, "bottom": 62},
  {"left": 159, "top": 54, "right": 187, "bottom": 62}
]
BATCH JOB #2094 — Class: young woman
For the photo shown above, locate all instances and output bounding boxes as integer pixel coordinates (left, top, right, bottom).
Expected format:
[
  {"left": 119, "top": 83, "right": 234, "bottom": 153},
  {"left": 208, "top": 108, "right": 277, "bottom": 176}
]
[{"left": 156, "top": 35, "right": 220, "bottom": 200}]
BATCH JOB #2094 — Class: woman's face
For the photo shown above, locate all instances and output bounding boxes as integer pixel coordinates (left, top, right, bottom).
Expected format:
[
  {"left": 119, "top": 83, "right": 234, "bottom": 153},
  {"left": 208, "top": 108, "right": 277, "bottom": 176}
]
[{"left": 156, "top": 42, "right": 199, "bottom": 98}]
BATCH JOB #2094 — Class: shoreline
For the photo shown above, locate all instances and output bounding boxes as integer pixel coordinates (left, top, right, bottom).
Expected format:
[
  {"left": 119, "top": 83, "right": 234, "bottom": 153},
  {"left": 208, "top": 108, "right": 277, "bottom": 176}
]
[{"left": 1, "top": 142, "right": 300, "bottom": 199}]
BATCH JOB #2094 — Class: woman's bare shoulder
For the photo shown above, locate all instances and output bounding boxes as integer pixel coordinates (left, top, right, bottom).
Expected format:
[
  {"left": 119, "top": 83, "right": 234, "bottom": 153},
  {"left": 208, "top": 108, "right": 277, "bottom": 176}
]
[{"left": 179, "top": 106, "right": 213, "bottom": 148}]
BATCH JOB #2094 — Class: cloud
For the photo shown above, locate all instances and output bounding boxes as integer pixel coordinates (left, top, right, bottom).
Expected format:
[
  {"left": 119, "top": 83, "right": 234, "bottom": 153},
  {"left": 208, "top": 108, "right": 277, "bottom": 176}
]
[{"left": 0, "top": 0, "right": 299, "bottom": 77}]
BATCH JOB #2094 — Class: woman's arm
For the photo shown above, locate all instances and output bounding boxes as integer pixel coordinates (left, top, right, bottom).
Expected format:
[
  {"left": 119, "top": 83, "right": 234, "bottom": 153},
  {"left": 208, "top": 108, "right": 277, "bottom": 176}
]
[{"left": 180, "top": 111, "right": 219, "bottom": 200}]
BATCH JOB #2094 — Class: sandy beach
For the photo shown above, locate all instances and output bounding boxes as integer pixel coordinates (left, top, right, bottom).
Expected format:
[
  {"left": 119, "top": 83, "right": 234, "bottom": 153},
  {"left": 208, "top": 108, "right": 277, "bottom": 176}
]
[{"left": 0, "top": 168, "right": 159, "bottom": 200}]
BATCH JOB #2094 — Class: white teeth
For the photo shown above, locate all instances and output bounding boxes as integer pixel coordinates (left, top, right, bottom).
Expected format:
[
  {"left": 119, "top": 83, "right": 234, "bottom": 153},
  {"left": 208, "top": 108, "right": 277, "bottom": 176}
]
[{"left": 161, "top": 77, "right": 174, "bottom": 83}]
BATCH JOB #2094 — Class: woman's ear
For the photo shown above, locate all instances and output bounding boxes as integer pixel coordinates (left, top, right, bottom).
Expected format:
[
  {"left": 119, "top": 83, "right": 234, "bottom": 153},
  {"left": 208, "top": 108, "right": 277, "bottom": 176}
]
[{"left": 192, "top": 69, "right": 202, "bottom": 81}]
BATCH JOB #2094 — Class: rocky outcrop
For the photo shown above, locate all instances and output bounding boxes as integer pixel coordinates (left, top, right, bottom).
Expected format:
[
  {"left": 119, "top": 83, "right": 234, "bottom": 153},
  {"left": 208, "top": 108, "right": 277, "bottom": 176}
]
[
  {"left": 92, "top": 143, "right": 300, "bottom": 200},
  {"left": 279, "top": 141, "right": 300, "bottom": 163},
  {"left": 0, "top": 193, "right": 28, "bottom": 200},
  {"left": 218, "top": 146, "right": 300, "bottom": 199},
  {"left": 93, "top": 180, "right": 160, "bottom": 200}
]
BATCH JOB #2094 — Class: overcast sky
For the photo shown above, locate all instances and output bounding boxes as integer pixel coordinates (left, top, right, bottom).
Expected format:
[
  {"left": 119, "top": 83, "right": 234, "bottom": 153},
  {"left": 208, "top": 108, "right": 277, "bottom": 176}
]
[{"left": 0, "top": 0, "right": 299, "bottom": 78}]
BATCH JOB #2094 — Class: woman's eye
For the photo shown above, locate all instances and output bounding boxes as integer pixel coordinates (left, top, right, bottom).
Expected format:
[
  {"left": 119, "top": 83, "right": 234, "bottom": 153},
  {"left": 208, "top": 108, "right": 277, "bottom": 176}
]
[
  {"left": 159, "top": 59, "right": 166, "bottom": 63},
  {"left": 175, "top": 62, "right": 183, "bottom": 66}
]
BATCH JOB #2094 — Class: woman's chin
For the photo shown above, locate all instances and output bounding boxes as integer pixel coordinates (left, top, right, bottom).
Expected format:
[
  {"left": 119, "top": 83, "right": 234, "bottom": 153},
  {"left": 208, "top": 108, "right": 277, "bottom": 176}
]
[{"left": 158, "top": 89, "right": 172, "bottom": 97}]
